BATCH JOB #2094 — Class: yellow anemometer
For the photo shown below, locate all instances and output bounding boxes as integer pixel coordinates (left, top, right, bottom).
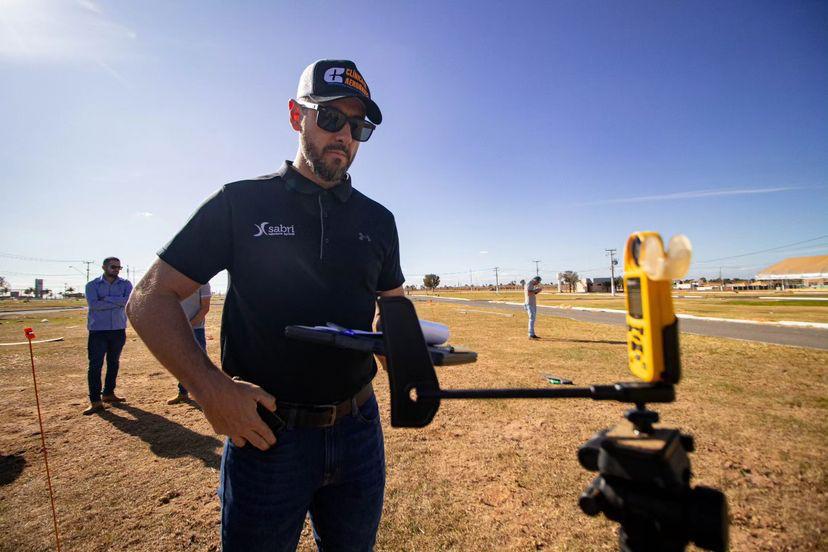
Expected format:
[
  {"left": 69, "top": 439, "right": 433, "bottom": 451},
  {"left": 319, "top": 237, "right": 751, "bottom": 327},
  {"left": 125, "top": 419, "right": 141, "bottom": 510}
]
[{"left": 623, "top": 232, "right": 692, "bottom": 384}]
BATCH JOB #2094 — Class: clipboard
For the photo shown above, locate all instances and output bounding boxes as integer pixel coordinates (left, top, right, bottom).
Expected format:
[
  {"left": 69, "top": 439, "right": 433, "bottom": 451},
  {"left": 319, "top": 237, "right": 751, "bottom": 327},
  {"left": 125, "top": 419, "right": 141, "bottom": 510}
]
[{"left": 284, "top": 325, "right": 477, "bottom": 366}]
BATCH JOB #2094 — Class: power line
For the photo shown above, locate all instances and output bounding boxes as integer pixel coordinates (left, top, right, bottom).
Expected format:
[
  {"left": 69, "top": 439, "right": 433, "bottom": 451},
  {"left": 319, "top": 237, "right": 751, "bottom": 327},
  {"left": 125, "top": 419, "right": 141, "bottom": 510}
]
[
  {"left": 0, "top": 269, "right": 79, "bottom": 277},
  {"left": 0, "top": 252, "right": 88, "bottom": 263},
  {"left": 695, "top": 234, "right": 828, "bottom": 264}
]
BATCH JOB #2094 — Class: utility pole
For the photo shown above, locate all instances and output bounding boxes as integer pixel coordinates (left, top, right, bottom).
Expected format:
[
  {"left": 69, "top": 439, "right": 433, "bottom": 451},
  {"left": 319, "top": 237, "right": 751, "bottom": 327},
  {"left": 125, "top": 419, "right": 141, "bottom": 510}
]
[
  {"left": 494, "top": 267, "right": 500, "bottom": 293},
  {"left": 81, "top": 260, "right": 93, "bottom": 282},
  {"left": 606, "top": 249, "right": 618, "bottom": 296},
  {"left": 469, "top": 269, "right": 473, "bottom": 289},
  {"left": 719, "top": 267, "right": 723, "bottom": 292},
  {"left": 533, "top": 260, "right": 541, "bottom": 278}
]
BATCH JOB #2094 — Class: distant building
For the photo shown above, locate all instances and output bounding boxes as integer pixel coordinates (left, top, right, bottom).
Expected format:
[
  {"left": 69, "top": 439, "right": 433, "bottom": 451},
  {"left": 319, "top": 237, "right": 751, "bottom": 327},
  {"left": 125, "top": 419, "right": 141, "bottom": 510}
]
[
  {"left": 589, "top": 277, "right": 613, "bottom": 293},
  {"left": 756, "top": 255, "right": 828, "bottom": 288}
]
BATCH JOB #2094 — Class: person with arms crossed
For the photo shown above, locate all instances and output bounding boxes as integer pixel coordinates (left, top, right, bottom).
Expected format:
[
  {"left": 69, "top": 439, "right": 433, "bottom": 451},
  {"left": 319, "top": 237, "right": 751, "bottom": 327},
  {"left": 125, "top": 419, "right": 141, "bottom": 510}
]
[
  {"left": 167, "top": 282, "right": 211, "bottom": 405},
  {"left": 127, "top": 59, "right": 403, "bottom": 551},
  {"left": 84, "top": 257, "right": 132, "bottom": 415},
  {"left": 524, "top": 276, "right": 543, "bottom": 339}
]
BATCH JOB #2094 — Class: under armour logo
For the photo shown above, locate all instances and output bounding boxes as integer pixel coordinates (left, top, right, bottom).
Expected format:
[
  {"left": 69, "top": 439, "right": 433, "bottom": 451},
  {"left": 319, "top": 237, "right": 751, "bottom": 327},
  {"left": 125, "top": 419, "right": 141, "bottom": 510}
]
[{"left": 358, "top": 232, "right": 372, "bottom": 242}]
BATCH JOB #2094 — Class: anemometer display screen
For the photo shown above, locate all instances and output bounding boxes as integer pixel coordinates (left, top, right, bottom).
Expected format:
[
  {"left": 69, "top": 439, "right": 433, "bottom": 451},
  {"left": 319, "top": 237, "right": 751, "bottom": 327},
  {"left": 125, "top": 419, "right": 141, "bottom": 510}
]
[{"left": 626, "top": 278, "right": 643, "bottom": 319}]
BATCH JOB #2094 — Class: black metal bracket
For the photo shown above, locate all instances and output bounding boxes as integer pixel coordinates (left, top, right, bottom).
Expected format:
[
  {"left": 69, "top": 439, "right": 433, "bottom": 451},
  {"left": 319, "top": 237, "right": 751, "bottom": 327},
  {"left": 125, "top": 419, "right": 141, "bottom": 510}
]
[{"left": 378, "top": 296, "right": 675, "bottom": 428}]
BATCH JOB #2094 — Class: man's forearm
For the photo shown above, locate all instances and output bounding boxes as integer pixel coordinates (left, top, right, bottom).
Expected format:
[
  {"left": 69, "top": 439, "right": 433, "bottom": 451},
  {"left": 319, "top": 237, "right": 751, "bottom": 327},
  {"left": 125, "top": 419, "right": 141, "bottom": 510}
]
[
  {"left": 190, "top": 303, "right": 210, "bottom": 327},
  {"left": 127, "top": 285, "right": 226, "bottom": 396},
  {"left": 88, "top": 299, "right": 119, "bottom": 311}
]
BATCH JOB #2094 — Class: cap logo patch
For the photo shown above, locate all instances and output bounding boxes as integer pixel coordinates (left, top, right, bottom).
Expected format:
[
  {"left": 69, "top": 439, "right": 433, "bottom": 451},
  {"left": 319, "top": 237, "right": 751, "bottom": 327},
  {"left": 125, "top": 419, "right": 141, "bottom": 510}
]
[
  {"left": 323, "top": 66, "right": 369, "bottom": 97},
  {"left": 324, "top": 67, "right": 345, "bottom": 84}
]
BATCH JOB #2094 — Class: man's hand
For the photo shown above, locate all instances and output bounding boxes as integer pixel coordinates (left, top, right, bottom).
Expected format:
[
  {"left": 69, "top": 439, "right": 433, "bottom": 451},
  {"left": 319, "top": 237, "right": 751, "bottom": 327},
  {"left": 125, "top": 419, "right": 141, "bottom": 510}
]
[
  {"left": 191, "top": 371, "right": 279, "bottom": 451},
  {"left": 190, "top": 316, "right": 205, "bottom": 328}
]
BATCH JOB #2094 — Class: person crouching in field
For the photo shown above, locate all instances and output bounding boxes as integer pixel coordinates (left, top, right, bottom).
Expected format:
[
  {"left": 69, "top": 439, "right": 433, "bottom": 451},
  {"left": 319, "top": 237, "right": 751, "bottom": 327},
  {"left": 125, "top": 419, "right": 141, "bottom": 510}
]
[
  {"left": 167, "top": 282, "right": 211, "bottom": 405},
  {"left": 524, "top": 276, "right": 543, "bottom": 339},
  {"left": 83, "top": 257, "right": 132, "bottom": 415}
]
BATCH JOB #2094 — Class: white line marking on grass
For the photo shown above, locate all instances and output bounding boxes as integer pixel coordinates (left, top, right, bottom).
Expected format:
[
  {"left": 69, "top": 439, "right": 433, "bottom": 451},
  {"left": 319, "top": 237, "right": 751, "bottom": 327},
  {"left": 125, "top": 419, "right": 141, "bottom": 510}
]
[
  {"left": 459, "top": 309, "right": 514, "bottom": 317},
  {"left": 493, "top": 301, "right": 828, "bottom": 330},
  {"left": 0, "top": 337, "right": 65, "bottom": 347},
  {"left": 758, "top": 297, "right": 828, "bottom": 301},
  {"left": 779, "top": 321, "right": 828, "bottom": 329}
]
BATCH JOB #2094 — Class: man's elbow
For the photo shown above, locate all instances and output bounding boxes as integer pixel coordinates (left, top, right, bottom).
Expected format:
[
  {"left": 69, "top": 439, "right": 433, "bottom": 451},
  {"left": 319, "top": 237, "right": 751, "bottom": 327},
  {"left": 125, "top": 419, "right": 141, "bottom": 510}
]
[
  {"left": 126, "top": 283, "right": 148, "bottom": 325},
  {"left": 126, "top": 295, "right": 138, "bottom": 324}
]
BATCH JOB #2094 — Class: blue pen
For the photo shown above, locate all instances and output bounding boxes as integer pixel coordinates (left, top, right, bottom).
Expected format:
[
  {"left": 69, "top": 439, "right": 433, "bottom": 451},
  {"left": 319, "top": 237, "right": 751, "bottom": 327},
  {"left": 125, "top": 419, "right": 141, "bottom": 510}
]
[{"left": 326, "top": 322, "right": 356, "bottom": 336}]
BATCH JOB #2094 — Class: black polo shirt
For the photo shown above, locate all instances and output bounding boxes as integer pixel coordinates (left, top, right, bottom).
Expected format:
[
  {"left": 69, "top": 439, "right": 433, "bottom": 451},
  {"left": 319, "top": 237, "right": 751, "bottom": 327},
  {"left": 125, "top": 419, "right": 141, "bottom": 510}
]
[{"left": 158, "top": 161, "right": 405, "bottom": 404}]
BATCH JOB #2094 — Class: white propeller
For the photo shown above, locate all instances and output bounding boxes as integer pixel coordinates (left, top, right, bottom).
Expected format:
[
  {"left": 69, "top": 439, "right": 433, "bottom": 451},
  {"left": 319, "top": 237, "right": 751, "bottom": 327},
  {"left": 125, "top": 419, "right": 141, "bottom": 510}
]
[{"left": 639, "top": 234, "right": 693, "bottom": 281}]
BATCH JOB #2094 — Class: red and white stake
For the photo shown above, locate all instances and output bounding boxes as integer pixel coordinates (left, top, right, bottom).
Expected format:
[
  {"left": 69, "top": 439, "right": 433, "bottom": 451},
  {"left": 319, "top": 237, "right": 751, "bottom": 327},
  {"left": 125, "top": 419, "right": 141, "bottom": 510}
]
[{"left": 24, "top": 327, "right": 62, "bottom": 552}]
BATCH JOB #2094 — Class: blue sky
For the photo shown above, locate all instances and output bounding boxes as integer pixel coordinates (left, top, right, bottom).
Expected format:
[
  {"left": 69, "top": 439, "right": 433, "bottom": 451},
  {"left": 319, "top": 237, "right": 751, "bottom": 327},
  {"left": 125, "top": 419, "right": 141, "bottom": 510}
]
[{"left": 1, "top": 0, "right": 826, "bottom": 291}]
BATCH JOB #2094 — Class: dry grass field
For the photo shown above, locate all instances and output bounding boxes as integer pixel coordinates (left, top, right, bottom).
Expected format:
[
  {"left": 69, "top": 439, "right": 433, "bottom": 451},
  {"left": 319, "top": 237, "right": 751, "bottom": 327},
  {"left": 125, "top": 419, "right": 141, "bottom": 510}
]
[
  {"left": 0, "top": 299, "right": 87, "bottom": 313},
  {"left": 1, "top": 299, "right": 826, "bottom": 551},
  {"left": 412, "top": 290, "right": 828, "bottom": 324}
]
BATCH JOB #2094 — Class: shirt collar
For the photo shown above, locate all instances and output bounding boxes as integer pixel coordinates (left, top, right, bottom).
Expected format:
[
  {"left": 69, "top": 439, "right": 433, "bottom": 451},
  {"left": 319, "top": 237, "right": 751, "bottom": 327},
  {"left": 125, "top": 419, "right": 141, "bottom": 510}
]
[{"left": 278, "top": 161, "right": 353, "bottom": 203}]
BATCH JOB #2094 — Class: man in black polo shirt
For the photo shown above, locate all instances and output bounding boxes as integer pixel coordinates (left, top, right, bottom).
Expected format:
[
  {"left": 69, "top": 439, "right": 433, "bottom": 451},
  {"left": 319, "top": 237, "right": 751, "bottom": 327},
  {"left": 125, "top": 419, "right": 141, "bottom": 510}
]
[{"left": 127, "top": 59, "right": 404, "bottom": 551}]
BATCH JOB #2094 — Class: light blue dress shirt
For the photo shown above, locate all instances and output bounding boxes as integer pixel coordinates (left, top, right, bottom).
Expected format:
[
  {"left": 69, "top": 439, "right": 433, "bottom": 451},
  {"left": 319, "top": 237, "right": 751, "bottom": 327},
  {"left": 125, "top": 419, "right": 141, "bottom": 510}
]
[{"left": 85, "top": 276, "right": 133, "bottom": 331}]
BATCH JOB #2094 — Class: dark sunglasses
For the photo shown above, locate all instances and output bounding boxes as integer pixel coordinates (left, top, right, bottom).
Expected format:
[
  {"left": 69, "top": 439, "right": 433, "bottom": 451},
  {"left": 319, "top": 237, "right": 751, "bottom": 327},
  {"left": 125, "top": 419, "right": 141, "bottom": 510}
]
[
  {"left": 109, "top": 265, "right": 122, "bottom": 269},
  {"left": 295, "top": 99, "right": 375, "bottom": 142}
]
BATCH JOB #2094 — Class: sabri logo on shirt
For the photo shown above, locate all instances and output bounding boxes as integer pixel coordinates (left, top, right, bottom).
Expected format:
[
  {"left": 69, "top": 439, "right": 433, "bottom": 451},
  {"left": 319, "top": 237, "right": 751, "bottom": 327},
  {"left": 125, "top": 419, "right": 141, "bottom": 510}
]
[{"left": 253, "top": 222, "right": 296, "bottom": 237}]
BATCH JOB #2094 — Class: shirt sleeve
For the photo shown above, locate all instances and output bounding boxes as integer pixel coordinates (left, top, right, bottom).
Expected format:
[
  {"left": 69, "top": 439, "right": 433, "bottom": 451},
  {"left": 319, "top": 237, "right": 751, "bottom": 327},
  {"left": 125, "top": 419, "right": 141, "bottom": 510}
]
[
  {"left": 104, "top": 280, "right": 132, "bottom": 306},
  {"left": 200, "top": 283, "right": 212, "bottom": 297},
  {"left": 86, "top": 281, "right": 117, "bottom": 311},
  {"left": 376, "top": 216, "right": 405, "bottom": 292},
  {"left": 158, "top": 188, "right": 233, "bottom": 284}
]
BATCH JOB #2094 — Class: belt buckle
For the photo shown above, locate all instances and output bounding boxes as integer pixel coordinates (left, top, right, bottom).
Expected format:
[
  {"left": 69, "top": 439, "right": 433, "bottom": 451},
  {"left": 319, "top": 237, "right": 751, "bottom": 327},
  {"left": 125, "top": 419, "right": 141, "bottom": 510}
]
[{"left": 310, "top": 404, "right": 338, "bottom": 427}]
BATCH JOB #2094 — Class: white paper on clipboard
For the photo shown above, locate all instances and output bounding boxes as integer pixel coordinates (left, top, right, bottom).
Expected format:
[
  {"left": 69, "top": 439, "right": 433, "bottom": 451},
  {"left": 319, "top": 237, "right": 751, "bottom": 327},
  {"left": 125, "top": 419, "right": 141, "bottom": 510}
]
[
  {"left": 418, "top": 320, "right": 450, "bottom": 345},
  {"left": 312, "top": 320, "right": 450, "bottom": 346}
]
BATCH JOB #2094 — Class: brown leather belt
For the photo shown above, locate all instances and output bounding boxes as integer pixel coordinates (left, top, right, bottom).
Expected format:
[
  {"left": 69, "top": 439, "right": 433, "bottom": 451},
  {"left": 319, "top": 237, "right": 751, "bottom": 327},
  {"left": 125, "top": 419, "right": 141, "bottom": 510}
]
[{"left": 275, "top": 382, "right": 374, "bottom": 430}]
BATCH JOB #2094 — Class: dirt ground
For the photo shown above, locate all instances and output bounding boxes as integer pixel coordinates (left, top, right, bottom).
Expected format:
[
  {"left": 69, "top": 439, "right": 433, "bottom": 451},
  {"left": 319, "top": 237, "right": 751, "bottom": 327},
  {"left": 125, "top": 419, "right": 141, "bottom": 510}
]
[{"left": 1, "top": 300, "right": 826, "bottom": 551}]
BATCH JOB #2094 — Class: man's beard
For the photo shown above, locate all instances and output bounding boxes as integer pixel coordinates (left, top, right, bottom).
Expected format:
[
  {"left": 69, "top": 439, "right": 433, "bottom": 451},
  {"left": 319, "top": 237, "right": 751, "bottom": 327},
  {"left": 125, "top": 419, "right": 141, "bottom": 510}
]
[{"left": 301, "top": 135, "right": 352, "bottom": 183}]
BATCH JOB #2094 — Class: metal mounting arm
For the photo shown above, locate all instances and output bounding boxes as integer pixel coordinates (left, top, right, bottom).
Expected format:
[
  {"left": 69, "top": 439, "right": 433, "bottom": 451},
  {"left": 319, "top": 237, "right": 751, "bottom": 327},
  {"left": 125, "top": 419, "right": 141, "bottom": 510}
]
[{"left": 378, "top": 296, "right": 674, "bottom": 428}]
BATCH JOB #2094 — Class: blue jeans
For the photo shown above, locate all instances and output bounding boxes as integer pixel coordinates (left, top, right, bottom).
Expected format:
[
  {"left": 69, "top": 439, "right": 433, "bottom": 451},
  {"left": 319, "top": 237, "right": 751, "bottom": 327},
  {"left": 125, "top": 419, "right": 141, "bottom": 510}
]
[
  {"left": 219, "top": 395, "right": 386, "bottom": 552},
  {"left": 179, "top": 327, "right": 206, "bottom": 395},
  {"left": 525, "top": 304, "right": 537, "bottom": 336},
  {"left": 87, "top": 329, "right": 126, "bottom": 403}
]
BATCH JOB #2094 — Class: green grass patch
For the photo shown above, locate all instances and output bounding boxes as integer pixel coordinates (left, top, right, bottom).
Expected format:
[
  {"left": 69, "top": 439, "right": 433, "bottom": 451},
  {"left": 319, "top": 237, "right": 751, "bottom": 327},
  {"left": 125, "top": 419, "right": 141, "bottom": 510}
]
[{"left": 724, "top": 300, "right": 828, "bottom": 308}]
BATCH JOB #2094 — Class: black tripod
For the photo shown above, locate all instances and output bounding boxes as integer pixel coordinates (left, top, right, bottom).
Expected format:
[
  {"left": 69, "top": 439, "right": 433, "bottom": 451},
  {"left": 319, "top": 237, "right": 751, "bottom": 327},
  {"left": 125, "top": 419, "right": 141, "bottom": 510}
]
[
  {"left": 288, "top": 296, "right": 730, "bottom": 551},
  {"left": 578, "top": 396, "right": 728, "bottom": 552}
]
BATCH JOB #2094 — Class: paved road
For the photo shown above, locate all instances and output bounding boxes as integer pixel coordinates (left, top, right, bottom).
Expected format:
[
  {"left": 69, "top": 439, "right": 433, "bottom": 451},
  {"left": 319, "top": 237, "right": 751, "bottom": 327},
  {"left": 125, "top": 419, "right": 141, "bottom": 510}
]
[
  {"left": 4, "top": 301, "right": 825, "bottom": 351},
  {"left": 411, "top": 296, "right": 828, "bottom": 351}
]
